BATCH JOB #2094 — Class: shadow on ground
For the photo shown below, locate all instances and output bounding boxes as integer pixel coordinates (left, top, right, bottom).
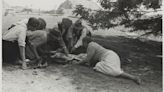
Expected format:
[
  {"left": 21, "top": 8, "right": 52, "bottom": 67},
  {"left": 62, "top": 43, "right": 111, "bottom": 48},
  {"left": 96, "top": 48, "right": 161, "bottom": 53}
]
[
  {"left": 58, "top": 36, "right": 162, "bottom": 92},
  {"left": 3, "top": 36, "right": 162, "bottom": 92}
]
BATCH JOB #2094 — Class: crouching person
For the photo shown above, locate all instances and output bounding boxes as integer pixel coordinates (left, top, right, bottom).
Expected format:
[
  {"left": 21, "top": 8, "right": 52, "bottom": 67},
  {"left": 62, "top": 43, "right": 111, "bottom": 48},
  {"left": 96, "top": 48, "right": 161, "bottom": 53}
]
[
  {"left": 26, "top": 29, "right": 48, "bottom": 67},
  {"left": 47, "top": 27, "right": 70, "bottom": 64},
  {"left": 27, "top": 26, "right": 70, "bottom": 67},
  {"left": 67, "top": 19, "right": 92, "bottom": 54},
  {"left": 26, "top": 18, "right": 48, "bottom": 68},
  {"left": 79, "top": 37, "right": 141, "bottom": 85},
  {"left": 2, "top": 17, "right": 39, "bottom": 69}
]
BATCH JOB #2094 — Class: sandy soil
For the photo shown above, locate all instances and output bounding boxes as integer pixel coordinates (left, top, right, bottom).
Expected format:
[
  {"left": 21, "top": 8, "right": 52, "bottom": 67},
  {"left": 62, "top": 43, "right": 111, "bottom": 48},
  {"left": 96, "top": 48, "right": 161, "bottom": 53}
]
[{"left": 3, "top": 62, "right": 162, "bottom": 92}]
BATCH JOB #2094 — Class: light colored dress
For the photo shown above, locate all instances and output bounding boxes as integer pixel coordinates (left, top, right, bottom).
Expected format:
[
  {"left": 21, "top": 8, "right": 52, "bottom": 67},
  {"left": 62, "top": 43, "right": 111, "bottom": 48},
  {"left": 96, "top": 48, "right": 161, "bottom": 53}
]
[{"left": 86, "top": 42, "right": 123, "bottom": 76}]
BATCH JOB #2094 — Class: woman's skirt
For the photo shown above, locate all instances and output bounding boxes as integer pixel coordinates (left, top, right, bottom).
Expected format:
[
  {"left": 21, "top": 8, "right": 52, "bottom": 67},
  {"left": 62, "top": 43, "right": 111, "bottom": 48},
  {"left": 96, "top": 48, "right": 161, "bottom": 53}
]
[
  {"left": 2, "top": 40, "right": 20, "bottom": 63},
  {"left": 93, "top": 50, "right": 124, "bottom": 76}
]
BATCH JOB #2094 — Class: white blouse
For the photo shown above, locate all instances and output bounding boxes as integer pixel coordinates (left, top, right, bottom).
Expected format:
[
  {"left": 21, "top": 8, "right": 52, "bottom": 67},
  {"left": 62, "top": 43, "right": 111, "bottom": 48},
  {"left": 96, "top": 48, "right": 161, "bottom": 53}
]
[{"left": 2, "top": 23, "right": 27, "bottom": 47}]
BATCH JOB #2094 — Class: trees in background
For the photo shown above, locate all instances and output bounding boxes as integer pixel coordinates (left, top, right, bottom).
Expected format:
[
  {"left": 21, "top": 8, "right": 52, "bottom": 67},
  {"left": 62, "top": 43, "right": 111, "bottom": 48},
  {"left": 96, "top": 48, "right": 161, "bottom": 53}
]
[{"left": 73, "top": 0, "right": 162, "bottom": 35}]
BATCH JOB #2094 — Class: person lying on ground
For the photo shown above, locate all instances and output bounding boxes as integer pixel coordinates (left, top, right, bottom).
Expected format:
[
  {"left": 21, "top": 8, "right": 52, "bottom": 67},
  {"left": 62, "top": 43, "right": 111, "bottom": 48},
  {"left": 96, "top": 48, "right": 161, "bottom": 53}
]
[
  {"left": 2, "top": 17, "right": 39, "bottom": 69},
  {"left": 78, "top": 37, "right": 141, "bottom": 85},
  {"left": 67, "top": 19, "right": 92, "bottom": 53}
]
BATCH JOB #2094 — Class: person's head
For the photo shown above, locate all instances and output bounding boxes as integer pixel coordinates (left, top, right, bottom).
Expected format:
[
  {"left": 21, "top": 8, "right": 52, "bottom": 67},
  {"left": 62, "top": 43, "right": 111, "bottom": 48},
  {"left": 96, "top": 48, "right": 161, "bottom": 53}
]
[
  {"left": 37, "top": 18, "right": 46, "bottom": 30},
  {"left": 74, "top": 19, "right": 82, "bottom": 27},
  {"left": 61, "top": 18, "right": 72, "bottom": 30},
  {"left": 73, "top": 19, "right": 84, "bottom": 30},
  {"left": 82, "top": 37, "right": 93, "bottom": 48},
  {"left": 27, "top": 17, "right": 39, "bottom": 31}
]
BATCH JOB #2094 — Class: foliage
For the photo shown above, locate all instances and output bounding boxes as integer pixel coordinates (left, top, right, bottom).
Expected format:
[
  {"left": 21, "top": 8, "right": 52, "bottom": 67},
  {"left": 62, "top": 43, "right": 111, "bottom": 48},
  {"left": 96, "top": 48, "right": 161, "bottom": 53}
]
[
  {"left": 126, "top": 15, "right": 162, "bottom": 36},
  {"left": 73, "top": 0, "right": 162, "bottom": 35},
  {"left": 72, "top": 5, "right": 91, "bottom": 19},
  {"left": 100, "top": 0, "right": 161, "bottom": 11}
]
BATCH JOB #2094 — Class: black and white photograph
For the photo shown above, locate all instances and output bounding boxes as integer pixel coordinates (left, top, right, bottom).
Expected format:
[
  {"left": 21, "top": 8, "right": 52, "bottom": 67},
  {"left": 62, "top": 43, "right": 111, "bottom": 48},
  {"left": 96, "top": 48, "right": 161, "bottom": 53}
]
[{"left": 2, "top": 0, "right": 163, "bottom": 92}]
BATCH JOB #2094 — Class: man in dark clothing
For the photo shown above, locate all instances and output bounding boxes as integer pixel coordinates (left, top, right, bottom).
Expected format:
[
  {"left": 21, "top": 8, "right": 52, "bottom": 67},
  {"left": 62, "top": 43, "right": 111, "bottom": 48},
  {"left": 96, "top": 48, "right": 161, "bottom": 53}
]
[{"left": 58, "top": 18, "right": 73, "bottom": 51}]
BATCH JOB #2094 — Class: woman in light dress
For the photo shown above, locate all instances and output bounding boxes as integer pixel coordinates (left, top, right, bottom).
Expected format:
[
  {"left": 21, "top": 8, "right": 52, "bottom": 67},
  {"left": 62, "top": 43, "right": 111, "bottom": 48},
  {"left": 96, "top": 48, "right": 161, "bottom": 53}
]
[{"left": 80, "top": 37, "right": 141, "bottom": 85}]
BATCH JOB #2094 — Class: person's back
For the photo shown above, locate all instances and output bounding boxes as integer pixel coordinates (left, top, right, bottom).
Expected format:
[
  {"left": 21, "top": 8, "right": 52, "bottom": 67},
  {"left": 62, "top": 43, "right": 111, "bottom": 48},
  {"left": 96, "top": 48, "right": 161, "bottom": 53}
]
[
  {"left": 88, "top": 42, "right": 108, "bottom": 62},
  {"left": 27, "top": 30, "right": 47, "bottom": 47},
  {"left": 37, "top": 18, "right": 46, "bottom": 30},
  {"left": 3, "top": 24, "right": 27, "bottom": 45}
]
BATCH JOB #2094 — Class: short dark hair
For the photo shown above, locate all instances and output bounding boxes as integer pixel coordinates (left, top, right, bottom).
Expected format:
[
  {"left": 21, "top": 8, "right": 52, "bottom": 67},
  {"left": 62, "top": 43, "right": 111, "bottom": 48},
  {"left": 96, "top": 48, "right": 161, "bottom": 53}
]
[
  {"left": 27, "top": 17, "right": 39, "bottom": 28},
  {"left": 82, "top": 36, "right": 92, "bottom": 44},
  {"left": 37, "top": 18, "right": 46, "bottom": 30},
  {"left": 61, "top": 18, "right": 72, "bottom": 29}
]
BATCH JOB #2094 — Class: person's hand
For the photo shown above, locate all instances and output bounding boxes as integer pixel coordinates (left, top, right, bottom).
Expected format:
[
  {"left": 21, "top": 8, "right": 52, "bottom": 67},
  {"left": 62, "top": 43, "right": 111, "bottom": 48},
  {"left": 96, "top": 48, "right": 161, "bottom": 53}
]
[
  {"left": 71, "top": 47, "right": 76, "bottom": 53},
  {"left": 63, "top": 46, "right": 69, "bottom": 56},
  {"left": 50, "top": 51, "right": 57, "bottom": 54}
]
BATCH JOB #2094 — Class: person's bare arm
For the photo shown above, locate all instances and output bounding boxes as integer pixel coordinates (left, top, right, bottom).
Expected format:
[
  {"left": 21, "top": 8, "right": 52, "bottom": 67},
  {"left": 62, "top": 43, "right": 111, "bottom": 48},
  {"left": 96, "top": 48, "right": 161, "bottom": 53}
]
[
  {"left": 18, "top": 27, "right": 28, "bottom": 69},
  {"left": 19, "top": 46, "right": 26, "bottom": 61},
  {"left": 59, "top": 38, "right": 69, "bottom": 56},
  {"left": 19, "top": 46, "right": 28, "bottom": 69},
  {"left": 79, "top": 44, "right": 95, "bottom": 65},
  {"left": 74, "top": 28, "right": 87, "bottom": 49},
  {"left": 67, "top": 25, "right": 74, "bottom": 51},
  {"left": 18, "top": 28, "right": 26, "bottom": 61}
]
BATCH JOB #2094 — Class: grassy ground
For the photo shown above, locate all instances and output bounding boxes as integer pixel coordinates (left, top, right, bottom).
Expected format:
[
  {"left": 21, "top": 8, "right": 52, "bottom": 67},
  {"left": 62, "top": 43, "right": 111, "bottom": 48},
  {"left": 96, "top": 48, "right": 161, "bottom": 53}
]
[{"left": 2, "top": 14, "right": 162, "bottom": 92}]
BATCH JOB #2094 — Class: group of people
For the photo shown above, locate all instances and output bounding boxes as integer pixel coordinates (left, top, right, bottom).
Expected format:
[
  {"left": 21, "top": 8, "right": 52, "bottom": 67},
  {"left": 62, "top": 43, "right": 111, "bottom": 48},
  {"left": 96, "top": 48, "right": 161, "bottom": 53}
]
[{"left": 2, "top": 17, "right": 141, "bottom": 85}]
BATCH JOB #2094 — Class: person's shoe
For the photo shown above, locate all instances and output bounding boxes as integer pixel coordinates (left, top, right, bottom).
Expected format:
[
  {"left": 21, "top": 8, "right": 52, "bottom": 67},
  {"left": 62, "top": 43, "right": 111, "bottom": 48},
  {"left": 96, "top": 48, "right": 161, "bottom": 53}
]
[
  {"left": 133, "top": 77, "right": 142, "bottom": 85},
  {"left": 22, "top": 62, "right": 30, "bottom": 70},
  {"left": 15, "top": 59, "right": 23, "bottom": 65},
  {"left": 37, "top": 62, "right": 48, "bottom": 68},
  {"left": 42, "top": 62, "right": 48, "bottom": 67},
  {"left": 16, "top": 59, "right": 30, "bottom": 65}
]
